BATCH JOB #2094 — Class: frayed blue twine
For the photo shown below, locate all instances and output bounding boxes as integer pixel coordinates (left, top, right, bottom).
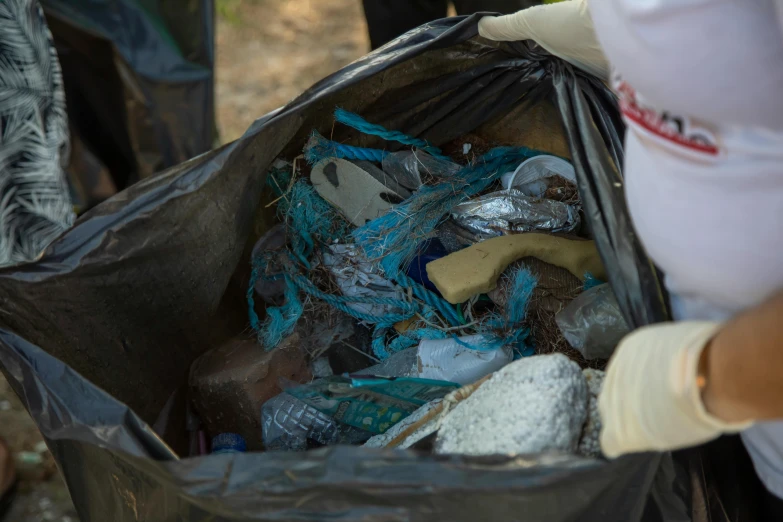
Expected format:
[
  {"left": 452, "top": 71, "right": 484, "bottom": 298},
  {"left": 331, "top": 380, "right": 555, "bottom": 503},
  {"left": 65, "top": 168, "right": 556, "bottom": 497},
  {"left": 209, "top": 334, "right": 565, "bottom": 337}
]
[
  {"left": 334, "top": 108, "right": 449, "bottom": 160},
  {"left": 305, "top": 131, "right": 389, "bottom": 164}
]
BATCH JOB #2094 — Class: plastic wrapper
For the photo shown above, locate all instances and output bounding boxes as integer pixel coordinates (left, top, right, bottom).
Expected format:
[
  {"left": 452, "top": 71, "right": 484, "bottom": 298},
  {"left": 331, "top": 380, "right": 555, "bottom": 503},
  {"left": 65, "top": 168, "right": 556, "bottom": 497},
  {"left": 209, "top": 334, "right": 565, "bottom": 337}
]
[
  {"left": 363, "top": 347, "right": 419, "bottom": 378},
  {"left": 364, "top": 377, "right": 492, "bottom": 450},
  {"left": 418, "top": 335, "right": 512, "bottom": 385},
  {"left": 362, "top": 335, "right": 512, "bottom": 385},
  {"left": 364, "top": 399, "right": 444, "bottom": 449},
  {"left": 0, "top": 14, "right": 735, "bottom": 522},
  {"left": 556, "top": 284, "right": 630, "bottom": 360},
  {"left": 382, "top": 150, "right": 462, "bottom": 189},
  {"left": 251, "top": 223, "right": 287, "bottom": 305},
  {"left": 451, "top": 189, "right": 580, "bottom": 238},
  {"left": 286, "top": 376, "right": 459, "bottom": 434},
  {"left": 322, "top": 243, "right": 404, "bottom": 317}
]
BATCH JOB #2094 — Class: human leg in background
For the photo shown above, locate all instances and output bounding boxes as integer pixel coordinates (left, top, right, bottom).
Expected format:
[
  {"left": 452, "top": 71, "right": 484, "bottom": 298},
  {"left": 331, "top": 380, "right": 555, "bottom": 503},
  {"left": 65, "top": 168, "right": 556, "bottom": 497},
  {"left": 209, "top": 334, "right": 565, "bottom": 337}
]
[
  {"left": 362, "top": 0, "right": 541, "bottom": 50},
  {"left": 452, "top": 1, "right": 542, "bottom": 16},
  {"left": 362, "top": 0, "right": 448, "bottom": 50}
]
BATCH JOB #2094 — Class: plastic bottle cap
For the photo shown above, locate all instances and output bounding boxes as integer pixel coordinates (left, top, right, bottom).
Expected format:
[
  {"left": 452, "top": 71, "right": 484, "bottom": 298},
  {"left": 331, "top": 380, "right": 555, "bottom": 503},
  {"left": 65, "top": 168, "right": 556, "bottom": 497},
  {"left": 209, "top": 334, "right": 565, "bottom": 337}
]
[{"left": 211, "top": 433, "right": 247, "bottom": 454}]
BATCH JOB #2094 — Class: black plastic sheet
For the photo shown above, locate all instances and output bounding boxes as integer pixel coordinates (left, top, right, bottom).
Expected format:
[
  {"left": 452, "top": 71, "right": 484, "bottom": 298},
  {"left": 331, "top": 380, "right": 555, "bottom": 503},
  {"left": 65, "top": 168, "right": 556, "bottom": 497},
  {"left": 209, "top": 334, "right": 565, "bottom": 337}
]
[{"left": 0, "top": 14, "right": 703, "bottom": 522}]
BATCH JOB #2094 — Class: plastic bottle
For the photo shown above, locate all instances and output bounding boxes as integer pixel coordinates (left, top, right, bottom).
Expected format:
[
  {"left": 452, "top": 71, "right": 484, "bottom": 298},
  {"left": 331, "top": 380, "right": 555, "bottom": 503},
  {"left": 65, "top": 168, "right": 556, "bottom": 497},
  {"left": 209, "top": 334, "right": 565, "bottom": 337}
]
[
  {"left": 261, "top": 393, "right": 373, "bottom": 451},
  {"left": 211, "top": 433, "right": 247, "bottom": 455}
]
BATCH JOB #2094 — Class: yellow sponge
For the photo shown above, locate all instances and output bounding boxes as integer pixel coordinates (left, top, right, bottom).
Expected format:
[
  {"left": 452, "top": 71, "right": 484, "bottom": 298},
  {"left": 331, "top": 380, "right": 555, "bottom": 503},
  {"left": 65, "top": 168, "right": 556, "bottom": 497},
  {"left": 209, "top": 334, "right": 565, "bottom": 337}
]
[{"left": 426, "top": 234, "right": 607, "bottom": 304}]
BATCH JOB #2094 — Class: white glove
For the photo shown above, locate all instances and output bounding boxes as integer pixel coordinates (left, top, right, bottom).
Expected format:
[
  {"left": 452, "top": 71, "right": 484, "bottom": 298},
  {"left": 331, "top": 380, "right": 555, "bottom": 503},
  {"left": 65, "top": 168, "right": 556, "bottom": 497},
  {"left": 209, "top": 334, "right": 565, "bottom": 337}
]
[
  {"left": 599, "top": 321, "right": 753, "bottom": 458},
  {"left": 478, "top": 0, "right": 610, "bottom": 80}
]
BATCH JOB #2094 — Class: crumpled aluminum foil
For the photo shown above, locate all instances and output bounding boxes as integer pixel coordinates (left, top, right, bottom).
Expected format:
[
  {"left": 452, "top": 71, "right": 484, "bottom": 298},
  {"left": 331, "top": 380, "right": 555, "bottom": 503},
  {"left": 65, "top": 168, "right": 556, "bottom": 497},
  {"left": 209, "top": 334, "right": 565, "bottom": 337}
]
[
  {"left": 451, "top": 189, "right": 580, "bottom": 238},
  {"left": 322, "top": 243, "right": 404, "bottom": 318}
]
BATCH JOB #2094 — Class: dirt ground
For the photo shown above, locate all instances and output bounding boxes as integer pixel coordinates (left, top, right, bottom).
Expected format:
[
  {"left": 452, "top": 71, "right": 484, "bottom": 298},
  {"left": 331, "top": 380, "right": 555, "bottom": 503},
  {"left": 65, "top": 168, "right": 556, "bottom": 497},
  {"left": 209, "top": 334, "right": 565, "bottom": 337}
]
[
  {"left": 0, "top": 1, "right": 370, "bottom": 520},
  {"left": 216, "top": 0, "right": 370, "bottom": 142}
]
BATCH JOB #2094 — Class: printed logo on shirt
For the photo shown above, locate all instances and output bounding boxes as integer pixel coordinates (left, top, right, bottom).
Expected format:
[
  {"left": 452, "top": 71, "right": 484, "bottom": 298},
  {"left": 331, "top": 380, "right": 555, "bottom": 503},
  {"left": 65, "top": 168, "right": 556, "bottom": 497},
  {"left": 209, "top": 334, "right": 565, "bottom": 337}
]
[{"left": 613, "top": 73, "right": 721, "bottom": 157}]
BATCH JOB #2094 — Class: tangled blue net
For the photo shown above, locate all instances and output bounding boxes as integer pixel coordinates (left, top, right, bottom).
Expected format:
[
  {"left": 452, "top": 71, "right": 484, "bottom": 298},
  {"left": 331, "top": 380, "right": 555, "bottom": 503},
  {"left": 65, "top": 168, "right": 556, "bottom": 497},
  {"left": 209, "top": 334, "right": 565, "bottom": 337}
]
[
  {"left": 352, "top": 146, "right": 546, "bottom": 328},
  {"left": 249, "top": 109, "right": 548, "bottom": 358}
]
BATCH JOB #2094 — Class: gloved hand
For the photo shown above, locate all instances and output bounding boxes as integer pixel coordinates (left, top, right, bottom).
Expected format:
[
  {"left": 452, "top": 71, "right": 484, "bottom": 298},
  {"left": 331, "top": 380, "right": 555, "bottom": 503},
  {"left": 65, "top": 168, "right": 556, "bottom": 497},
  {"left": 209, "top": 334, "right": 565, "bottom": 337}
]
[
  {"left": 599, "top": 321, "right": 753, "bottom": 458},
  {"left": 478, "top": 0, "right": 610, "bottom": 80}
]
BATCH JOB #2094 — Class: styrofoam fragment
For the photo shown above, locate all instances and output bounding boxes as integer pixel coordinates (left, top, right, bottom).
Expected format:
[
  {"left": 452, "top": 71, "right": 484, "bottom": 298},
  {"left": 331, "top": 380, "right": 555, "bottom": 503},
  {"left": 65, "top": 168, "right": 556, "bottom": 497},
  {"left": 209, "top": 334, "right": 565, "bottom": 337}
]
[
  {"left": 435, "top": 354, "right": 588, "bottom": 456},
  {"left": 577, "top": 368, "right": 605, "bottom": 458}
]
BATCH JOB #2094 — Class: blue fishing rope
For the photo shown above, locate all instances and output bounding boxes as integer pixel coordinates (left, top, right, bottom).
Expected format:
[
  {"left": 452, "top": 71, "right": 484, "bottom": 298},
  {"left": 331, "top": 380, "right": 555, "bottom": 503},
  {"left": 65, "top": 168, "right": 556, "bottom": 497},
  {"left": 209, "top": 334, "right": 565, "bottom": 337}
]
[
  {"left": 472, "top": 266, "right": 538, "bottom": 354},
  {"left": 248, "top": 250, "right": 422, "bottom": 349},
  {"left": 394, "top": 273, "right": 462, "bottom": 326},
  {"left": 290, "top": 272, "right": 417, "bottom": 324},
  {"left": 305, "top": 131, "right": 389, "bottom": 164},
  {"left": 334, "top": 108, "right": 450, "bottom": 160}
]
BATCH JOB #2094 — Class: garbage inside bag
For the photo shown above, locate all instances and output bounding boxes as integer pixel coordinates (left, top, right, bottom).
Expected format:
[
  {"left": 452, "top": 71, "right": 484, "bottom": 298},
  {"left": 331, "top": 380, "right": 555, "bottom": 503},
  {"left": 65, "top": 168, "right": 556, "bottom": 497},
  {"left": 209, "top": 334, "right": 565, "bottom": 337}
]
[
  {"left": 489, "top": 258, "right": 582, "bottom": 314},
  {"left": 451, "top": 189, "right": 580, "bottom": 238},
  {"left": 282, "top": 375, "right": 459, "bottom": 435},
  {"left": 364, "top": 376, "right": 490, "bottom": 450},
  {"left": 189, "top": 335, "right": 311, "bottom": 451},
  {"left": 261, "top": 392, "right": 370, "bottom": 451},
  {"left": 436, "top": 220, "right": 480, "bottom": 252},
  {"left": 0, "top": 14, "right": 699, "bottom": 522},
  {"left": 363, "top": 347, "right": 419, "bottom": 378},
  {"left": 324, "top": 324, "right": 377, "bottom": 375},
  {"left": 254, "top": 121, "right": 550, "bottom": 362},
  {"left": 435, "top": 354, "right": 588, "bottom": 456},
  {"left": 427, "top": 234, "right": 606, "bottom": 304},
  {"left": 556, "top": 284, "right": 631, "bottom": 360},
  {"left": 363, "top": 335, "right": 513, "bottom": 385},
  {"left": 311, "top": 158, "right": 400, "bottom": 226},
  {"left": 321, "top": 243, "right": 405, "bottom": 318},
  {"left": 405, "top": 238, "right": 449, "bottom": 292},
  {"left": 381, "top": 150, "right": 461, "bottom": 189},
  {"left": 311, "top": 356, "right": 334, "bottom": 378},
  {"left": 416, "top": 335, "right": 513, "bottom": 385},
  {"left": 501, "top": 155, "right": 578, "bottom": 198},
  {"left": 364, "top": 399, "right": 446, "bottom": 449},
  {"left": 578, "top": 369, "right": 606, "bottom": 458},
  {"left": 490, "top": 258, "right": 589, "bottom": 364},
  {"left": 351, "top": 160, "right": 413, "bottom": 200},
  {"left": 251, "top": 223, "right": 288, "bottom": 306}
]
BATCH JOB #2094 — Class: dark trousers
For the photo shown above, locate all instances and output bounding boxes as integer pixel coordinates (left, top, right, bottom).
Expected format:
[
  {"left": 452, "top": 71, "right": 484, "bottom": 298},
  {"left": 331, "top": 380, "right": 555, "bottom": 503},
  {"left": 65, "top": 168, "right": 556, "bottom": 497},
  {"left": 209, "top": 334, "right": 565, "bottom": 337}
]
[{"left": 362, "top": 0, "right": 541, "bottom": 49}]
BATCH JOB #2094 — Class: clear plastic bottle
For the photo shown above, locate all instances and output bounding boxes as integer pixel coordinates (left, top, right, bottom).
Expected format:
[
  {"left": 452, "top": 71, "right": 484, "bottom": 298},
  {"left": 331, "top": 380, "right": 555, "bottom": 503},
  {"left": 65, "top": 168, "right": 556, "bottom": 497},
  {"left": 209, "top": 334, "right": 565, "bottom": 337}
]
[
  {"left": 261, "top": 393, "right": 370, "bottom": 451},
  {"left": 211, "top": 433, "right": 247, "bottom": 455}
]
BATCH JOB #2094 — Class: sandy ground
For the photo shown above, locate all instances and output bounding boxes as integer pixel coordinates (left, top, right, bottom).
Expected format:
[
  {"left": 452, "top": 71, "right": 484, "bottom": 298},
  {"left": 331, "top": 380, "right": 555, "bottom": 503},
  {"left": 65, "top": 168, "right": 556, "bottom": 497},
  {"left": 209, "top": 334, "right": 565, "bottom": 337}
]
[
  {"left": 216, "top": 0, "right": 369, "bottom": 142},
  {"left": 1, "top": 1, "right": 369, "bottom": 520}
]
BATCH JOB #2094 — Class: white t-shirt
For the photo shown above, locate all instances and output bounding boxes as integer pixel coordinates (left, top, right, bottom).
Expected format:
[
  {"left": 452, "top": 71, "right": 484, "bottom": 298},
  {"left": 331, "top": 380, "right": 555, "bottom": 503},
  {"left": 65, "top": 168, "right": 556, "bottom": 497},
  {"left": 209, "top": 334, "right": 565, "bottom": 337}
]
[{"left": 588, "top": 0, "right": 783, "bottom": 498}]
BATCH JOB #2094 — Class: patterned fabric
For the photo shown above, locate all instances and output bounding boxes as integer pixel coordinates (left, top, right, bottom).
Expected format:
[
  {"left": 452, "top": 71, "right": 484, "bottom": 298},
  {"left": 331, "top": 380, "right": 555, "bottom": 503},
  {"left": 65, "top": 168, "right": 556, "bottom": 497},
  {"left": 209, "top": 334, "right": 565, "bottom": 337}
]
[{"left": 0, "top": 0, "right": 73, "bottom": 267}]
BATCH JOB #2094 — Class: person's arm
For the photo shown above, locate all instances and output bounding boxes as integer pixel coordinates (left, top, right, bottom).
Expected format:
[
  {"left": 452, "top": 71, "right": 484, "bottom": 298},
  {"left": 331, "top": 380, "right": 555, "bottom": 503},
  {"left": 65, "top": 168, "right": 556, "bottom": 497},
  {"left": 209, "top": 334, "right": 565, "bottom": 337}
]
[
  {"left": 701, "top": 290, "right": 783, "bottom": 423},
  {"left": 598, "top": 291, "right": 783, "bottom": 458}
]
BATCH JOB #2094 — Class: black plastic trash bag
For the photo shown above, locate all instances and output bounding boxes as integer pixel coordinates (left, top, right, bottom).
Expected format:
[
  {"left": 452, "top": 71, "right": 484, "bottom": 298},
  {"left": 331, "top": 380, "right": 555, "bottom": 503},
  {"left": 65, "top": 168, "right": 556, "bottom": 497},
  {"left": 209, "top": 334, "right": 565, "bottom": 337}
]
[
  {"left": 0, "top": 14, "right": 742, "bottom": 522},
  {"left": 41, "top": 0, "right": 216, "bottom": 210}
]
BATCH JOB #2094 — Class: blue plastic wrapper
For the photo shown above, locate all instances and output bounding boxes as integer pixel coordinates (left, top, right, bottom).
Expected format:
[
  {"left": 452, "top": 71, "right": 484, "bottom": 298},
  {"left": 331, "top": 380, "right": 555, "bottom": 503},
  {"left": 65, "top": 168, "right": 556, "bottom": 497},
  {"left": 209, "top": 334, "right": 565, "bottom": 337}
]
[{"left": 286, "top": 376, "right": 459, "bottom": 434}]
